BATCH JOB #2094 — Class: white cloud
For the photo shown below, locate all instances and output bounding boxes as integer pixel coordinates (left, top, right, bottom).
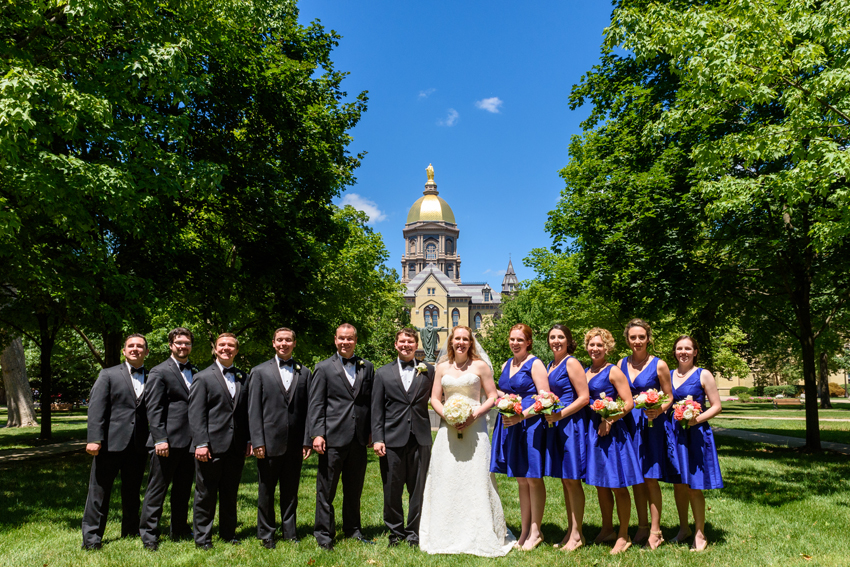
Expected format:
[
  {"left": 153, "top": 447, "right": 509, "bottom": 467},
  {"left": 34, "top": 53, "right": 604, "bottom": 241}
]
[
  {"left": 418, "top": 88, "right": 436, "bottom": 98},
  {"left": 475, "top": 97, "right": 503, "bottom": 113},
  {"left": 340, "top": 193, "right": 386, "bottom": 224},
  {"left": 438, "top": 108, "right": 459, "bottom": 126},
  {"left": 483, "top": 269, "right": 507, "bottom": 276}
]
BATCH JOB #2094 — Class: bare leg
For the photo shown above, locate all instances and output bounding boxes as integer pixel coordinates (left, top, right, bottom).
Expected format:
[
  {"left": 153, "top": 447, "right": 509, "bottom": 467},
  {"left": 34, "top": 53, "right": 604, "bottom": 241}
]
[
  {"left": 593, "top": 487, "right": 616, "bottom": 543},
  {"left": 520, "top": 478, "right": 545, "bottom": 550},
  {"left": 610, "top": 487, "right": 632, "bottom": 554},
  {"left": 556, "top": 480, "right": 572, "bottom": 547},
  {"left": 689, "top": 488, "right": 707, "bottom": 551},
  {"left": 631, "top": 482, "right": 650, "bottom": 544},
  {"left": 671, "top": 483, "right": 692, "bottom": 543},
  {"left": 515, "top": 479, "right": 530, "bottom": 547},
  {"left": 646, "top": 479, "right": 664, "bottom": 549},
  {"left": 562, "top": 479, "right": 585, "bottom": 551}
]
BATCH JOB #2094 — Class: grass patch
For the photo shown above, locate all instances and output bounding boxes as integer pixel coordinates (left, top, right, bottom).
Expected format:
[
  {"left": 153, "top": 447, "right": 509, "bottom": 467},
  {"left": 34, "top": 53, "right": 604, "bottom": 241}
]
[
  {"left": 0, "top": 409, "right": 88, "bottom": 451},
  {"left": 713, "top": 419, "right": 850, "bottom": 445},
  {"left": 715, "top": 401, "right": 850, "bottom": 420},
  {"left": 0, "top": 436, "right": 849, "bottom": 566}
]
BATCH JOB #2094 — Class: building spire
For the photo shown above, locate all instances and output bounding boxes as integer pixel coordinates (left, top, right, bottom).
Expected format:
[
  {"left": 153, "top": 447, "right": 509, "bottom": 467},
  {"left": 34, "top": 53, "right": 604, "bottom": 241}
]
[
  {"left": 502, "top": 256, "right": 518, "bottom": 295},
  {"left": 424, "top": 163, "right": 438, "bottom": 195}
]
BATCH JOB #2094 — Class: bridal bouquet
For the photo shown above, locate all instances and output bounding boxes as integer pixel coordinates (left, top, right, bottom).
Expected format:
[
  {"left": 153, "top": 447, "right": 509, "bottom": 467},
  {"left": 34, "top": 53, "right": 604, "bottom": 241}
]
[
  {"left": 495, "top": 393, "right": 523, "bottom": 417},
  {"left": 443, "top": 394, "right": 474, "bottom": 439},
  {"left": 589, "top": 392, "right": 625, "bottom": 420},
  {"left": 530, "top": 391, "right": 563, "bottom": 428},
  {"left": 633, "top": 389, "right": 671, "bottom": 427},
  {"left": 673, "top": 395, "right": 702, "bottom": 429}
]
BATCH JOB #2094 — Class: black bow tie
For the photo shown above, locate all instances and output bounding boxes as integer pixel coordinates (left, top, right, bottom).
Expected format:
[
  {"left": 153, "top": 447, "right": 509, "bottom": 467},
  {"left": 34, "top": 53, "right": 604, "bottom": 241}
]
[
  {"left": 222, "top": 366, "right": 236, "bottom": 376},
  {"left": 400, "top": 359, "right": 415, "bottom": 370},
  {"left": 178, "top": 362, "right": 191, "bottom": 372},
  {"left": 130, "top": 366, "right": 145, "bottom": 375},
  {"left": 342, "top": 357, "right": 356, "bottom": 366},
  {"left": 279, "top": 358, "right": 294, "bottom": 368}
]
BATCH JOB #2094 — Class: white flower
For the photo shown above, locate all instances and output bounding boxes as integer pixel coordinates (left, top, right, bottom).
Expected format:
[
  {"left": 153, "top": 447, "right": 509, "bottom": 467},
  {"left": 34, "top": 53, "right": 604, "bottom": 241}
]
[
  {"left": 443, "top": 394, "right": 473, "bottom": 426},
  {"left": 606, "top": 400, "right": 620, "bottom": 411},
  {"left": 295, "top": 363, "right": 301, "bottom": 371},
  {"left": 635, "top": 394, "right": 647, "bottom": 405},
  {"left": 683, "top": 408, "right": 695, "bottom": 420},
  {"left": 416, "top": 363, "right": 428, "bottom": 374},
  {"left": 685, "top": 395, "right": 694, "bottom": 401},
  {"left": 497, "top": 398, "right": 512, "bottom": 411},
  {"left": 540, "top": 397, "right": 554, "bottom": 408},
  {"left": 599, "top": 392, "right": 606, "bottom": 399}
]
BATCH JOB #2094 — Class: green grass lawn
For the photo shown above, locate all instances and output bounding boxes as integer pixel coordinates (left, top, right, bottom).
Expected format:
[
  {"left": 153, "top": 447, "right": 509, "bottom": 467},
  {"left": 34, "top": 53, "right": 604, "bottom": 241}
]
[
  {"left": 0, "top": 409, "right": 88, "bottom": 451},
  {"left": 717, "top": 401, "right": 850, "bottom": 420},
  {"left": 713, "top": 419, "right": 850, "bottom": 445},
  {"left": 0, "top": 435, "right": 848, "bottom": 567}
]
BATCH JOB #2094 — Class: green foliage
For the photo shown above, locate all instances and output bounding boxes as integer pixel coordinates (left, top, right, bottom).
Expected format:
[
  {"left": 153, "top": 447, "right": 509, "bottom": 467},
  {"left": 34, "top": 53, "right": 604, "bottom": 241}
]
[
  {"left": 730, "top": 386, "right": 749, "bottom": 396},
  {"left": 764, "top": 386, "right": 797, "bottom": 398},
  {"left": 748, "top": 386, "right": 765, "bottom": 397},
  {"left": 737, "top": 391, "right": 752, "bottom": 402}
]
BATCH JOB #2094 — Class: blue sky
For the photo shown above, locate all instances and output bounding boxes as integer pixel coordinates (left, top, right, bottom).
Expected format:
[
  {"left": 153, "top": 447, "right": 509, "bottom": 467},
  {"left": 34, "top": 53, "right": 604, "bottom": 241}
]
[{"left": 297, "top": 1, "right": 614, "bottom": 289}]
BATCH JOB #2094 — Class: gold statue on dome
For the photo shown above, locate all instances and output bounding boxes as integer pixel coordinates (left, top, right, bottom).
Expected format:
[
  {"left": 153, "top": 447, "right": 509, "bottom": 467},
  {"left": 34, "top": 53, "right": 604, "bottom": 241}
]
[{"left": 426, "top": 163, "right": 435, "bottom": 182}]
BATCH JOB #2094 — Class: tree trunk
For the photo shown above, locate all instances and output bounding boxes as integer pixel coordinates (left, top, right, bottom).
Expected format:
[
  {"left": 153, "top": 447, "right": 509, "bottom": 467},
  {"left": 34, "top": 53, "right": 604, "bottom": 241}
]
[
  {"left": 103, "top": 330, "right": 122, "bottom": 368},
  {"left": 818, "top": 351, "right": 832, "bottom": 409},
  {"left": 37, "top": 313, "right": 55, "bottom": 440},
  {"left": 1, "top": 338, "right": 38, "bottom": 427}
]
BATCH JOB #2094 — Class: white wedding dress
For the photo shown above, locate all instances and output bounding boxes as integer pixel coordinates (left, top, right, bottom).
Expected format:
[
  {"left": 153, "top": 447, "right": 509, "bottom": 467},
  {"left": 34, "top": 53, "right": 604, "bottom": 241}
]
[{"left": 419, "top": 373, "right": 516, "bottom": 557}]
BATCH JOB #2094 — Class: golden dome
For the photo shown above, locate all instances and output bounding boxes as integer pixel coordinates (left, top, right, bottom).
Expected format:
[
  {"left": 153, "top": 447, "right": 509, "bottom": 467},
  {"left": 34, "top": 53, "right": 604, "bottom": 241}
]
[{"left": 406, "top": 194, "right": 456, "bottom": 224}]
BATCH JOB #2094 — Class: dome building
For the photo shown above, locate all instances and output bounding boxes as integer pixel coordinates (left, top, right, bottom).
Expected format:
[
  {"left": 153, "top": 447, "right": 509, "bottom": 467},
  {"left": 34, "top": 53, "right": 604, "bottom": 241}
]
[{"left": 402, "top": 165, "right": 512, "bottom": 346}]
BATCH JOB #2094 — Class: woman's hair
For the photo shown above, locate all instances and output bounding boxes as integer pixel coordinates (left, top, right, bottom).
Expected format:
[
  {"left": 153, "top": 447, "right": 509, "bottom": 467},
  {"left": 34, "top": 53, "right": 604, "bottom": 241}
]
[
  {"left": 623, "top": 318, "right": 653, "bottom": 344},
  {"left": 547, "top": 324, "right": 577, "bottom": 354},
  {"left": 509, "top": 323, "right": 534, "bottom": 352},
  {"left": 672, "top": 335, "right": 700, "bottom": 361},
  {"left": 446, "top": 325, "right": 481, "bottom": 364},
  {"left": 584, "top": 327, "right": 616, "bottom": 353}
]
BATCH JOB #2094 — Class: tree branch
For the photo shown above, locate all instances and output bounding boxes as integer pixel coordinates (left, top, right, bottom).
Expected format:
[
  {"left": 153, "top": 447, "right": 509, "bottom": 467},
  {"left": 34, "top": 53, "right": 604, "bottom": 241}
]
[{"left": 68, "top": 322, "right": 106, "bottom": 368}]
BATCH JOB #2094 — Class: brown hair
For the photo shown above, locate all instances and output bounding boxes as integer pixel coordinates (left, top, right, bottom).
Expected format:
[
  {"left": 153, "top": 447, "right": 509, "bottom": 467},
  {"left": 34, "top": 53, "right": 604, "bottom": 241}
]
[
  {"left": 273, "top": 327, "right": 296, "bottom": 340},
  {"left": 624, "top": 318, "right": 653, "bottom": 344},
  {"left": 672, "top": 335, "right": 700, "bottom": 361},
  {"left": 215, "top": 332, "right": 239, "bottom": 349},
  {"left": 124, "top": 333, "right": 148, "bottom": 350},
  {"left": 445, "top": 326, "right": 481, "bottom": 364},
  {"left": 336, "top": 323, "right": 357, "bottom": 338},
  {"left": 395, "top": 328, "right": 419, "bottom": 344},
  {"left": 584, "top": 327, "right": 616, "bottom": 353},
  {"left": 510, "top": 323, "right": 534, "bottom": 352},
  {"left": 168, "top": 327, "right": 193, "bottom": 345},
  {"left": 547, "top": 324, "right": 577, "bottom": 354}
]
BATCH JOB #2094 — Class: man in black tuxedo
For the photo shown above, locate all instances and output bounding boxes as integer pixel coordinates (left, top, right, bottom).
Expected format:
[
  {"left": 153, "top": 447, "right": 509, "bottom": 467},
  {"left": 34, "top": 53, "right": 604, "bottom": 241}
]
[
  {"left": 139, "top": 327, "right": 197, "bottom": 550},
  {"left": 188, "top": 332, "right": 252, "bottom": 550},
  {"left": 372, "top": 328, "right": 435, "bottom": 548},
  {"left": 248, "top": 327, "right": 313, "bottom": 549},
  {"left": 308, "top": 323, "right": 374, "bottom": 550},
  {"left": 82, "top": 334, "right": 151, "bottom": 550}
]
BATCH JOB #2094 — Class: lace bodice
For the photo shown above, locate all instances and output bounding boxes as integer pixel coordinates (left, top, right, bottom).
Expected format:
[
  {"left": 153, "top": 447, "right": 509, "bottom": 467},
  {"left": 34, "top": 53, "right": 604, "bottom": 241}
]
[{"left": 442, "top": 373, "right": 482, "bottom": 403}]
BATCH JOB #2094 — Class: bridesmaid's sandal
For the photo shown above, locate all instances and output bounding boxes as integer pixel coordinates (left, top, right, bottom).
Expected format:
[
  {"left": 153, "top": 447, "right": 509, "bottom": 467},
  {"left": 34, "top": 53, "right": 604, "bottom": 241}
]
[
  {"left": 560, "top": 536, "right": 585, "bottom": 552},
  {"left": 690, "top": 536, "right": 708, "bottom": 552},
  {"left": 520, "top": 537, "right": 544, "bottom": 551},
  {"left": 631, "top": 525, "right": 650, "bottom": 546},
  {"left": 669, "top": 529, "right": 692, "bottom": 544},
  {"left": 594, "top": 531, "right": 617, "bottom": 544},
  {"left": 610, "top": 538, "right": 632, "bottom": 555},
  {"left": 647, "top": 530, "right": 664, "bottom": 550}
]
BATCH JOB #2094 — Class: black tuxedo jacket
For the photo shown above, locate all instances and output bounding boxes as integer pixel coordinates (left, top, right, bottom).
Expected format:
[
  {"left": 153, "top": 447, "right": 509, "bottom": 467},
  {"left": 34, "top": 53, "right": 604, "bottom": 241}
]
[
  {"left": 87, "top": 363, "right": 149, "bottom": 452},
  {"left": 145, "top": 358, "right": 195, "bottom": 448},
  {"left": 308, "top": 354, "right": 374, "bottom": 448},
  {"left": 188, "top": 363, "right": 250, "bottom": 454},
  {"left": 248, "top": 357, "right": 312, "bottom": 457},
  {"left": 371, "top": 360, "right": 434, "bottom": 447}
]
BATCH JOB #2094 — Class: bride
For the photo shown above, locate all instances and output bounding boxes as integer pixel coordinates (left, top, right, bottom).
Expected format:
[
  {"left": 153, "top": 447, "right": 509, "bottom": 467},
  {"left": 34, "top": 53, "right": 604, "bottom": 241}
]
[{"left": 419, "top": 326, "right": 516, "bottom": 556}]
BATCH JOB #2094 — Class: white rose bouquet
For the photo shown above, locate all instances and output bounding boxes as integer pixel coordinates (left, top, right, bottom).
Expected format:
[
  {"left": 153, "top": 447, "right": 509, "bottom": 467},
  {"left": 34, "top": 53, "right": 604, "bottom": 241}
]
[
  {"left": 672, "top": 395, "right": 703, "bottom": 429},
  {"left": 443, "top": 394, "right": 474, "bottom": 439},
  {"left": 529, "top": 391, "right": 564, "bottom": 428}
]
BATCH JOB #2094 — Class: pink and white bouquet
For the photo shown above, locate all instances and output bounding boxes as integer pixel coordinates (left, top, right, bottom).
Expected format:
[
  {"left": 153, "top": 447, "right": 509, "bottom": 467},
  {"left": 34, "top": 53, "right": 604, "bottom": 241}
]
[
  {"left": 495, "top": 393, "right": 523, "bottom": 418},
  {"left": 589, "top": 392, "right": 625, "bottom": 420},
  {"left": 530, "top": 391, "right": 564, "bottom": 428},
  {"left": 443, "top": 394, "right": 474, "bottom": 439},
  {"left": 633, "top": 388, "right": 671, "bottom": 427},
  {"left": 672, "top": 395, "right": 702, "bottom": 429}
]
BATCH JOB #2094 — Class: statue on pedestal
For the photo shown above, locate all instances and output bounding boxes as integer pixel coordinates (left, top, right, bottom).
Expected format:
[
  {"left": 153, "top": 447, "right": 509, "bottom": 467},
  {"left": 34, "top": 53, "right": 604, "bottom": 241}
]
[{"left": 415, "top": 321, "right": 446, "bottom": 363}]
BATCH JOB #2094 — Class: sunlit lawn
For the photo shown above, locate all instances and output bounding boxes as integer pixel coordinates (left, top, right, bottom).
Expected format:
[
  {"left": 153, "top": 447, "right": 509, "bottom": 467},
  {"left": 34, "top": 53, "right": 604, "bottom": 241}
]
[
  {"left": 0, "top": 434, "right": 848, "bottom": 567},
  {"left": 0, "top": 409, "right": 87, "bottom": 451}
]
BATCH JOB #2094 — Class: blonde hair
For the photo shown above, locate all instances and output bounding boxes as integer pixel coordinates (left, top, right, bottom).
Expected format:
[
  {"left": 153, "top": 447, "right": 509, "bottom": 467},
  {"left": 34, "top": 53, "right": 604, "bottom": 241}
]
[
  {"left": 445, "top": 326, "right": 481, "bottom": 364},
  {"left": 584, "top": 327, "right": 616, "bottom": 353}
]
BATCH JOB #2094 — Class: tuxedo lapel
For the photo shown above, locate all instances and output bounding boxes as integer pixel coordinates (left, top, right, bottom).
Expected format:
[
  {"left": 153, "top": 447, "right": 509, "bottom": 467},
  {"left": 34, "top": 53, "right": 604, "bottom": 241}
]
[
  {"left": 333, "top": 355, "right": 355, "bottom": 399},
  {"left": 169, "top": 361, "right": 190, "bottom": 396},
  {"left": 286, "top": 364, "right": 300, "bottom": 404},
  {"left": 352, "top": 358, "right": 365, "bottom": 400},
  {"left": 213, "top": 366, "right": 234, "bottom": 408},
  {"left": 271, "top": 359, "right": 289, "bottom": 401},
  {"left": 233, "top": 373, "right": 242, "bottom": 409}
]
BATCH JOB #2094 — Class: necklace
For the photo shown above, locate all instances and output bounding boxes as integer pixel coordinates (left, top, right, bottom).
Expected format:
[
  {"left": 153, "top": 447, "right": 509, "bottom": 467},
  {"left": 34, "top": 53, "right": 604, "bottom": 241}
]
[
  {"left": 512, "top": 353, "right": 529, "bottom": 366},
  {"left": 630, "top": 353, "right": 649, "bottom": 368},
  {"left": 675, "top": 367, "right": 692, "bottom": 378},
  {"left": 453, "top": 358, "right": 470, "bottom": 371},
  {"left": 590, "top": 362, "right": 607, "bottom": 373}
]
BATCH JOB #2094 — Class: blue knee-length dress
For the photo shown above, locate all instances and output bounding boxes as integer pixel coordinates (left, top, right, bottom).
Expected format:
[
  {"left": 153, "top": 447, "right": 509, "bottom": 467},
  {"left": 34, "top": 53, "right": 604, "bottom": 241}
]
[
  {"left": 490, "top": 356, "right": 545, "bottom": 478},
  {"left": 619, "top": 356, "right": 673, "bottom": 481},
  {"left": 585, "top": 365, "right": 643, "bottom": 488},
  {"left": 665, "top": 368, "right": 723, "bottom": 489},
  {"left": 544, "top": 356, "right": 587, "bottom": 480}
]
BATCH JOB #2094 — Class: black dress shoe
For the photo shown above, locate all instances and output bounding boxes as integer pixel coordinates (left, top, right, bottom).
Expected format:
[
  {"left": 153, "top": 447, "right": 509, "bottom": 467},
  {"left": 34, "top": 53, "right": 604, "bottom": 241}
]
[
  {"left": 143, "top": 541, "right": 158, "bottom": 551},
  {"left": 81, "top": 543, "right": 102, "bottom": 551},
  {"left": 408, "top": 540, "right": 419, "bottom": 548},
  {"left": 282, "top": 537, "right": 300, "bottom": 544},
  {"left": 318, "top": 541, "right": 334, "bottom": 551},
  {"left": 353, "top": 536, "right": 375, "bottom": 545},
  {"left": 388, "top": 538, "right": 401, "bottom": 548},
  {"left": 196, "top": 542, "right": 213, "bottom": 550},
  {"left": 261, "top": 538, "right": 276, "bottom": 549}
]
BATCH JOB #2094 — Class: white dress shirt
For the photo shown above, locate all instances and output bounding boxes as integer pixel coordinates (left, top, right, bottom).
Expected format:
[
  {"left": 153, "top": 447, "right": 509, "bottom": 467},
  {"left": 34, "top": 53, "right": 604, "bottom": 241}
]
[
  {"left": 172, "top": 356, "right": 193, "bottom": 389},
  {"left": 276, "top": 356, "right": 294, "bottom": 391},
  {"left": 339, "top": 353, "right": 356, "bottom": 387},
  {"left": 216, "top": 359, "right": 236, "bottom": 398},
  {"left": 126, "top": 362, "right": 145, "bottom": 398},
  {"left": 398, "top": 359, "right": 415, "bottom": 392}
]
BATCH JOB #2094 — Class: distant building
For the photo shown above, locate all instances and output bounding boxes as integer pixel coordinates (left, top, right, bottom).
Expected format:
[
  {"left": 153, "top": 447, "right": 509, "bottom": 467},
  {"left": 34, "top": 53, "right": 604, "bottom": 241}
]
[{"left": 402, "top": 165, "right": 512, "bottom": 349}]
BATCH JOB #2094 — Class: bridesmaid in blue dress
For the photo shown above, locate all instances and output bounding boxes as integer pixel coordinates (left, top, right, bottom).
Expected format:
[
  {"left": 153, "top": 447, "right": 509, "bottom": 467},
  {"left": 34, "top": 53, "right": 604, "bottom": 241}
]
[
  {"left": 583, "top": 328, "right": 642, "bottom": 555},
  {"left": 542, "top": 324, "right": 590, "bottom": 552},
  {"left": 667, "top": 335, "right": 723, "bottom": 552},
  {"left": 490, "top": 324, "right": 550, "bottom": 551},
  {"left": 618, "top": 319, "right": 673, "bottom": 550}
]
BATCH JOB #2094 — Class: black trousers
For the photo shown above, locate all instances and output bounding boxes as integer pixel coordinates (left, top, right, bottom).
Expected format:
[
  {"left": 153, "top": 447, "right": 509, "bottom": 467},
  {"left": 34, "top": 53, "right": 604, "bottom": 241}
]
[
  {"left": 256, "top": 450, "right": 304, "bottom": 540},
  {"left": 139, "top": 447, "right": 194, "bottom": 543},
  {"left": 81, "top": 445, "right": 149, "bottom": 546},
  {"left": 380, "top": 437, "right": 431, "bottom": 543},
  {"left": 313, "top": 441, "right": 367, "bottom": 546},
  {"left": 193, "top": 446, "right": 245, "bottom": 545}
]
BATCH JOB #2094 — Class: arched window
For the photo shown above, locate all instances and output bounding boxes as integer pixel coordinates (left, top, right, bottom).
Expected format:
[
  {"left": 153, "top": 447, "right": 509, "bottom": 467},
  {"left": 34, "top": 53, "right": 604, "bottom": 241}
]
[
  {"left": 452, "top": 308, "right": 460, "bottom": 327},
  {"left": 409, "top": 238, "right": 416, "bottom": 253},
  {"left": 474, "top": 313, "right": 482, "bottom": 330},
  {"left": 426, "top": 242, "right": 437, "bottom": 260},
  {"left": 445, "top": 239, "right": 454, "bottom": 255},
  {"left": 424, "top": 304, "right": 439, "bottom": 327}
]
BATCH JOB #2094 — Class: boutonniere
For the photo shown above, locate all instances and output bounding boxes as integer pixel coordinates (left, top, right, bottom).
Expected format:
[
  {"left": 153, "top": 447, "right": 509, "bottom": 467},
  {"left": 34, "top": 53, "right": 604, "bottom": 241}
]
[
  {"left": 295, "top": 363, "right": 301, "bottom": 371},
  {"left": 357, "top": 360, "right": 365, "bottom": 368},
  {"left": 237, "top": 371, "right": 248, "bottom": 381},
  {"left": 416, "top": 363, "right": 428, "bottom": 375}
]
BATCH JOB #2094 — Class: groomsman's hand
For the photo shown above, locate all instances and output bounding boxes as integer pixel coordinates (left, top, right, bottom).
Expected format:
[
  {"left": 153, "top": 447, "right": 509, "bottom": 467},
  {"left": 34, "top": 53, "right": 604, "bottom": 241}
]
[
  {"left": 373, "top": 442, "right": 386, "bottom": 457},
  {"left": 302, "top": 446, "right": 312, "bottom": 460},
  {"left": 254, "top": 445, "right": 266, "bottom": 459},
  {"left": 245, "top": 443, "right": 253, "bottom": 457},
  {"left": 312, "top": 436, "right": 326, "bottom": 455},
  {"left": 86, "top": 443, "right": 101, "bottom": 456},
  {"left": 195, "top": 447, "right": 211, "bottom": 462},
  {"left": 155, "top": 442, "right": 170, "bottom": 458}
]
